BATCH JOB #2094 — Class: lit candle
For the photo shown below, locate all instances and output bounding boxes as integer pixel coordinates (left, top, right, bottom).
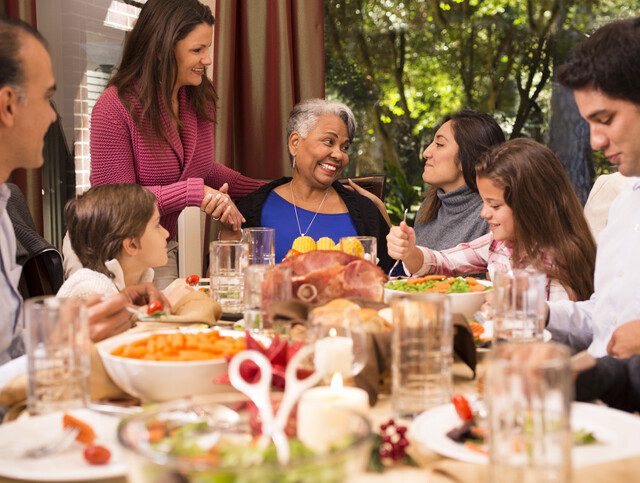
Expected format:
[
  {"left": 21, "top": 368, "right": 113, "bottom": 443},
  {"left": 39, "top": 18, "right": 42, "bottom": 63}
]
[
  {"left": 297, "top": 373, "right": 370, "bottom": 453},
  {"left": 313, "top": 327, "right": 353, "bottom": 376}
]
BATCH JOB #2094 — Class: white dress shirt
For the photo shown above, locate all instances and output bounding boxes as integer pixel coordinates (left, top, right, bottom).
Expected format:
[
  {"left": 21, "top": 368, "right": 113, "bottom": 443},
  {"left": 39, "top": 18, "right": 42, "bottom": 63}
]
[{"left": 549, "top": 179, "right": 640, "bottom": 356}]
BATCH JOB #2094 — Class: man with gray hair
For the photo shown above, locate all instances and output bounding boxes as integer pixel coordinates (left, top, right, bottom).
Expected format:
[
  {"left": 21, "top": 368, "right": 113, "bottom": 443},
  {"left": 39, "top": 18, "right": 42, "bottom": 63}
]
[{"left": 0, "top": 16, "right": 168, "bottom": 364}]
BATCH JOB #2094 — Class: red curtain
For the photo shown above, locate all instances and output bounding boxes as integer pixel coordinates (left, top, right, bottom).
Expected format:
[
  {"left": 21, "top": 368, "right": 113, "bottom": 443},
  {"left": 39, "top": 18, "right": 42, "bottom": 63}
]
[
  {"left": 2, "top": 0, "right": 43, "bottom": 235},
  {"left": 213, "top": 0, "right": 325, "bottom": 179}
]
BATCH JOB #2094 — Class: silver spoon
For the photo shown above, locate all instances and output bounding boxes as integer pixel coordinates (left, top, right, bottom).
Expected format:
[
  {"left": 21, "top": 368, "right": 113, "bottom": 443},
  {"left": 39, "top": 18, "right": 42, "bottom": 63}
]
[{"left": 388, "top": 208, "right": 409, "bottom": 276}]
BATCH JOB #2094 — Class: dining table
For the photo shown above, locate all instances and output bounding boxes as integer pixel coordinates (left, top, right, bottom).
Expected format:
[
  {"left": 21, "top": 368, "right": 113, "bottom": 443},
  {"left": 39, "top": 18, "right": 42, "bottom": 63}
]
[{"left": 2, "top": 350, "right": 640, "bottom": 483}]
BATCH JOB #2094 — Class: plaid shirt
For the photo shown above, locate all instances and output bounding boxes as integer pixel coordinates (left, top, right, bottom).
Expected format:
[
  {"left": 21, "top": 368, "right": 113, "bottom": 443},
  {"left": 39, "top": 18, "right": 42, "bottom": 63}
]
[
  {"left": 410, "top": 232, "right": 569, "bottom": 300},
  {"left": 412, "top": 233, "right": 512, "bottom": 280}
]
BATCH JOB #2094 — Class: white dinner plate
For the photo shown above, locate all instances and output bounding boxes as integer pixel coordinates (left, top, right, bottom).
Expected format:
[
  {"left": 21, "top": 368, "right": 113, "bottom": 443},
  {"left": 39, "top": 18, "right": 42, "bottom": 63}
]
[
  {"left": 0, "top": 408, "right": 126, "bottom": 481},
  {"left": 410, "top": 401, "right": 640, "bottom": 467}
]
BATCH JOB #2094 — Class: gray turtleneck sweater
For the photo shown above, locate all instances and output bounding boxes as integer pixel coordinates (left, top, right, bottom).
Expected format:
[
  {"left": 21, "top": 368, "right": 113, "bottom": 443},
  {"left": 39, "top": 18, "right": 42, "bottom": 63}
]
[{"left": 413, "top": 185, "right": 488, "bottom": 250}]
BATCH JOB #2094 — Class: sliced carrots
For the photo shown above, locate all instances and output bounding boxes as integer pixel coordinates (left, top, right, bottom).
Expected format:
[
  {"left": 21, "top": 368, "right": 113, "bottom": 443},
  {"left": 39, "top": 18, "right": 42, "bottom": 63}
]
[
  {"left": 110, "top": 331, "right": 245, "bottom": 361},
  {"left": 63, "top": 413, "right": 96, "bottom": 445}
]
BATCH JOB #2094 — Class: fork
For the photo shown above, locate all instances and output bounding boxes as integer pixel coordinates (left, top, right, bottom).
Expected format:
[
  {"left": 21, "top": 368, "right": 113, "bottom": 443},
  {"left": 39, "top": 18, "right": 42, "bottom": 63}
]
[
  {"left": 388, "top": 208, "right": 409, "bottom": 276},
  {"left": 20, "top": 426, "right": 80, "bottom": 459}
]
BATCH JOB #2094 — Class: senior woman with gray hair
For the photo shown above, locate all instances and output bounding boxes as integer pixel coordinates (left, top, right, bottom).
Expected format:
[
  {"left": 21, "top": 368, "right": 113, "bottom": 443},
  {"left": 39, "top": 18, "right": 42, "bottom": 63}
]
[{"left": 234, "top": 98, "right": 393, "bottom": 271}]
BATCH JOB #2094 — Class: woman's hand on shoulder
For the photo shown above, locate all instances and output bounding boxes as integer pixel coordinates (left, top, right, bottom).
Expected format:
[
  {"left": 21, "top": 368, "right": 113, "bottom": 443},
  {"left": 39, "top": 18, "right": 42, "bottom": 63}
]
[
  {"left": 201, "top": 183, "right": 245, "bottom": 231},
  {"left": 345, "top": 179, "right": 391, "bottom": 227}
]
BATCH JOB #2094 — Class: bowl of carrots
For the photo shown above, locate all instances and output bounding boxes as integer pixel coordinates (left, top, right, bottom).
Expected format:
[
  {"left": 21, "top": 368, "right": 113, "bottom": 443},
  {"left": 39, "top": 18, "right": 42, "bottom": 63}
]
[
  {"left": 384, "top": 276, "right": 492, "bottom": 318},
  {"left": 97, "top": 329, "right": 249, "bottom": 402}
]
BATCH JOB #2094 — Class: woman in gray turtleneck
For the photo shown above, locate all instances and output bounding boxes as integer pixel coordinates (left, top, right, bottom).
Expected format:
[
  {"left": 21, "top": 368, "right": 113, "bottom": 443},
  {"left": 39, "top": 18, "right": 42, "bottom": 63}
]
[{"left": 413, "top": 109, "right": 505, "bottom": 251}]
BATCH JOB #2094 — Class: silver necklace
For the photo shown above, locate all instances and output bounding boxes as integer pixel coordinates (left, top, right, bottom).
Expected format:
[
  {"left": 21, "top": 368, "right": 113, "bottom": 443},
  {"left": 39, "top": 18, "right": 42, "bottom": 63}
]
[{"left": 289, "top": 180, "right": 330, "bottom": 237}]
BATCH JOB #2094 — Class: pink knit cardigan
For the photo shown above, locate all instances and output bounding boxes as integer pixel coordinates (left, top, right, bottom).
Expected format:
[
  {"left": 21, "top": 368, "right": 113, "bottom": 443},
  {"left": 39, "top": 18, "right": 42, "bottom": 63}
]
[{"left": 90, "top": 85, "right": 263, "bottom": 240}]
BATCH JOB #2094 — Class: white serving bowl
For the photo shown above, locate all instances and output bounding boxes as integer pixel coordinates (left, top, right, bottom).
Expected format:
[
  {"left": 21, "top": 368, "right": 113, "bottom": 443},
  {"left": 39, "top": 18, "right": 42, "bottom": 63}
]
[
  {"left": 384, "top": 279, "right": 492, "bottom": 319},
  {"left": 97, "top": 329, "right": 245, "bottom": 403}
]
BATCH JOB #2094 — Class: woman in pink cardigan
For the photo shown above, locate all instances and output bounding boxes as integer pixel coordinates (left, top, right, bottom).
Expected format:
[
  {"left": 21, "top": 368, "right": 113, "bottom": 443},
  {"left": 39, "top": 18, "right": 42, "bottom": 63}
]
[{"left": 89, "top": 0, "right": 263, "bottom": 288}]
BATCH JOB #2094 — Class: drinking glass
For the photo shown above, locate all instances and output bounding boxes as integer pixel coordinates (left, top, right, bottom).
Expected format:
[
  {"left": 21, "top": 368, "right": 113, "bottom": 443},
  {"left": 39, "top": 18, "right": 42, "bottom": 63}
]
[
  {"left": 487, "top": 342, "right": 572, "bottom": 483},
  {"left": 339, "top": 236, "right": 377, "bottom": 263},
  {"left": 243, "top": 264, "right": 292, "bottom": 331},
  {"left": 209, "top": 240, "right": 246, "bottom": 313},
  {"left": 242, "top": 227, "right": 275, "bottom": 265},
  {"left": 391, "top": 293, "right": 452, "bottom": 418},
  {"left": 309, "top": 306, "right": 367, "bottom": 378},
  {"left": 493, "top": 268, "right": 547, "bottom": 342},
  {"left": 23, "top": 296, "right": 90, "bottom": 415}
]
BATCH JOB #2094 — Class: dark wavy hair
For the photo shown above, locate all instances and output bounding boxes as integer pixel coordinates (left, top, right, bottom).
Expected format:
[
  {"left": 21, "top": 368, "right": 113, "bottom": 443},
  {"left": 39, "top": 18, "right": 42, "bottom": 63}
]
[
  {"left": 417, "top": 109, "right": 505, "bottom": 224},
  {"left": 557, "top": 17, "right": 640, "bottom": 105},
  {"left": 65, "top": 184, "right": 157, "bottom": 277},
  {"left": 476, "top": 138, "right": 596, "bottom": 301},
  {"left": 108, "top": 0, "right": 216, "bottom": 141}
]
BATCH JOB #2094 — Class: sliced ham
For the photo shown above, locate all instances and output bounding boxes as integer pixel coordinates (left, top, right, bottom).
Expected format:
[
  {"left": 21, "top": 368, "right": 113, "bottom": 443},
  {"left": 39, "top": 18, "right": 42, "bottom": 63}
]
[{"left": 279, "top": 250, "right": 387, "bottom": 304}]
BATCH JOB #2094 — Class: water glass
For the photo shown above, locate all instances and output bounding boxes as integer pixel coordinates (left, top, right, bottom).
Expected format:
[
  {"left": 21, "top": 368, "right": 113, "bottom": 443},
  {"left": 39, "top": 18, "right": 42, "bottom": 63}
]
[
  {"left": 487, "top": 342, "right": 572, "bottom": 483},
  {"left": 243, "top": 264, "right": 292, "bottom": 331},
  {"left": 391, "top": 293, "right": 452, "bottom": 418},
  {"left": 23, "top": 296, "right": 90, "bottom": 415},
  {"left": 339, "top": 236, "right": 377, "bottom": 263},
  {"left": 242, "top": 227, "right": 275, "bottom": 265},
  {"left": 209, "top": 240, "right": 246, "bottom": 313},
  {"left": 493, "top": 268, "right": 547, "bottom": 342}
]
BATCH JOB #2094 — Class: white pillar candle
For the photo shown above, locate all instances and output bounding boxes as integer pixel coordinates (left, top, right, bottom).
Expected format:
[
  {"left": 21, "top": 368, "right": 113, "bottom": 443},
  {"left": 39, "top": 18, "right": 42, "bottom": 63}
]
[
  {"left": 297, "top": 373, "right": 369, "bottom": 453},
  {"left": 314, "top": 330, "right": 353, "bottom": 376}
]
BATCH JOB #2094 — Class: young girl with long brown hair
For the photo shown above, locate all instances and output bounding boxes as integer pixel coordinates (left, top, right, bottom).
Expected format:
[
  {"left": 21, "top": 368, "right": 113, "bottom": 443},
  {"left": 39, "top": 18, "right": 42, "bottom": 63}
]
[{"left": 387, "top": 138, "right": 596, "bottom": 301}]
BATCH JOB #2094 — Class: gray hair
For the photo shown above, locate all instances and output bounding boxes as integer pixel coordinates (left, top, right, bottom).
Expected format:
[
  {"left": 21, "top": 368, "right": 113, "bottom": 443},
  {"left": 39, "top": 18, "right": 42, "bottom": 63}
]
[{"left": 286, "top": 98, "right": 357, "bottom": 155}]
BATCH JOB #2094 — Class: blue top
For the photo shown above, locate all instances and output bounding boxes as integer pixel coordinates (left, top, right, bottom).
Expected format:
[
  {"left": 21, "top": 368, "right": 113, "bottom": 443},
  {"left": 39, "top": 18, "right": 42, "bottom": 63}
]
[{"left": 261, "top": 191, "right": 357, "bottom": 262}]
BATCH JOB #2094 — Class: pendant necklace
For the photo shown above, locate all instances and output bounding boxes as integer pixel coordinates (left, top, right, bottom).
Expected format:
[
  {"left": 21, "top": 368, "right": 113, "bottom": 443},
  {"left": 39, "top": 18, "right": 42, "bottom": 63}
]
[{"left": 290, "top": 180, "right": 330, "bottom": 237}]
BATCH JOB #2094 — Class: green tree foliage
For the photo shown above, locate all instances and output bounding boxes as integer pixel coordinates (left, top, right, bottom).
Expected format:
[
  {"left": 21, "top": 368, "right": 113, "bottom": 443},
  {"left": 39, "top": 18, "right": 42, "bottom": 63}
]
[{"left": 325, "top": 0, "right": 640, "bottom": 222}]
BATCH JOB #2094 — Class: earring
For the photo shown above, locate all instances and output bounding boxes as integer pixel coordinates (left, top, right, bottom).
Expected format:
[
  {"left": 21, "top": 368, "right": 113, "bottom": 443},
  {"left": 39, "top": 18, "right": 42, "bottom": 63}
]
[{"left": 292, "top": 156, "right": 297, "bottom": 169}]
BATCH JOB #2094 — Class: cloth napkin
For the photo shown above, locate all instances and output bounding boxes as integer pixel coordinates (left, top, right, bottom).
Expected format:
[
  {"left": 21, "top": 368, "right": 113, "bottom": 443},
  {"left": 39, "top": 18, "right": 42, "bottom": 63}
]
[{"left": 268, "top": 300, "right": 478, "bottom": 405}]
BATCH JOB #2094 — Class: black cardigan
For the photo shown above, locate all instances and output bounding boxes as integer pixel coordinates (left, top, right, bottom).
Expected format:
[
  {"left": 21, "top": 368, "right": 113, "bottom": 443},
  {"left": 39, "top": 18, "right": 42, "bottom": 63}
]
[{"left": 237, "top": 177, "right": 393, "bottom": 272}]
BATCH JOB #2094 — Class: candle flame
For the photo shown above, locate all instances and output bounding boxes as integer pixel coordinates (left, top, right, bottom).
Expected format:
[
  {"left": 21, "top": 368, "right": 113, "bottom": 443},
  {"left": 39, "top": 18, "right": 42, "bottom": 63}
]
[
  {"left": 329, "top": 327, "right": 337, "bottom": 337},
  {"left": 330, "top": 372, "right": 343, "bottom": 391}
]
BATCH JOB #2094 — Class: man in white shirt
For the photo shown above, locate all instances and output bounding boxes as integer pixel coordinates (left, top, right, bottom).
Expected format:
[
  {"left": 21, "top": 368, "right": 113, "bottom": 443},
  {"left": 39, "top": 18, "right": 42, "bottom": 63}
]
[
  {"left": 0, "top": 16, "right": 168, "bottom": 363},
  {"left": 548, "top": 16, "right": 640, "bottom": 359}
]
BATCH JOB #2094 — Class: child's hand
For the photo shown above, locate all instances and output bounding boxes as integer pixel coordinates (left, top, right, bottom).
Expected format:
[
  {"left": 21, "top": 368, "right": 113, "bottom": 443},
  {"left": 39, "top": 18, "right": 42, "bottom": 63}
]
[{"left": 386, "top": 221, "right": 416, "bottom": 260}]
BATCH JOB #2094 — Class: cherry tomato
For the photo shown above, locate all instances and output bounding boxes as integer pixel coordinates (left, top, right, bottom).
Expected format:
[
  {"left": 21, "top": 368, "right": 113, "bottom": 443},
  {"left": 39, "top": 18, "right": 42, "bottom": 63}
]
[
  {"left": 147, "top": 300, "right": 164, "bottom": 315},
  {"left": 452, "top": 394, "right": 473, "bottom": 422},
  {"left": 83, "top": 445, "right": 111, "bottom": 465},
  {"left": 186, "top": 274, "right": 200, "bottom": 286}
]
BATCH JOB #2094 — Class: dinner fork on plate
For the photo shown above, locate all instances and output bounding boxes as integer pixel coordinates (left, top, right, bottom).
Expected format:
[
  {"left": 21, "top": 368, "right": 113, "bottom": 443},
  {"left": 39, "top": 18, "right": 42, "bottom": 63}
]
[{"left": 19, "top": 426, "right": 80, "bottom": 459}]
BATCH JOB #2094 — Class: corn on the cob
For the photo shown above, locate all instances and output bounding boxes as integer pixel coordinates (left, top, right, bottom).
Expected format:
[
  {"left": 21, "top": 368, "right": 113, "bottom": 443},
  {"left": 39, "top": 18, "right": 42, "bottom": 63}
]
[
  {"left": 316, "top": 237, "right": 336, "bottom": 250},
  {"left": 292, "top": 235, "right": 317, "bottom": 253}
]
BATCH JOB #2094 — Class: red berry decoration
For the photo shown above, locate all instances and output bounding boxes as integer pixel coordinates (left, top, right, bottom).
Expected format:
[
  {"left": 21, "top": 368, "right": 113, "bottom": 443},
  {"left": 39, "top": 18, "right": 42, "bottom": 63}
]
[{"left": 376, "top": 418, "right": 411, "bottom": 464}]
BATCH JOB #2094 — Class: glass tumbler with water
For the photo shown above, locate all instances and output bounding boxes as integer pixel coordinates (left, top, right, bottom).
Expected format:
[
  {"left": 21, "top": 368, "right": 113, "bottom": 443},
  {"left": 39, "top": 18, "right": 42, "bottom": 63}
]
[
  {"left": 243, "top": 264, "right": 292, "bottom": 331},
  {"left": 209, "top": 240, "right": 246, "bottom": 313},
  {"left": 493, "top": 268, "right": 547, "bottom": 342},
  {"left": 339, "top": 236, "right": 377, "bottom": 263},
  {"left": 391, "top": 293, "right": 452, "bottom": 418},
  {"left": 242, "top": 227, "right": 275, "bottom": 265},
  {"left": 24, "top": 296, "right": 90, "bottom": 415},
  {"left": 487, "top": 342, "right": 572, "bottom": 483}
]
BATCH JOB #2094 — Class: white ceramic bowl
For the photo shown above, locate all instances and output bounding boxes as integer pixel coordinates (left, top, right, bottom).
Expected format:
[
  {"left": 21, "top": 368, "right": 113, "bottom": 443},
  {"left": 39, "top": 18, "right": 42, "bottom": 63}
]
[
  {"left": 384, "top": 279, "right": 492, "bottom": 319},
  {"left": 97, "top": 329, "right": 245, "bottom": 403}
]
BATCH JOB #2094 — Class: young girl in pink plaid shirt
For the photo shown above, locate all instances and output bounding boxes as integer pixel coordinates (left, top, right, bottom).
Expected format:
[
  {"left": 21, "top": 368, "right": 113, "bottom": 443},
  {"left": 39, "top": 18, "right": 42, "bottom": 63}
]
[{"left": 387, "top": 138, "right": 596, "bottom": 301}]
